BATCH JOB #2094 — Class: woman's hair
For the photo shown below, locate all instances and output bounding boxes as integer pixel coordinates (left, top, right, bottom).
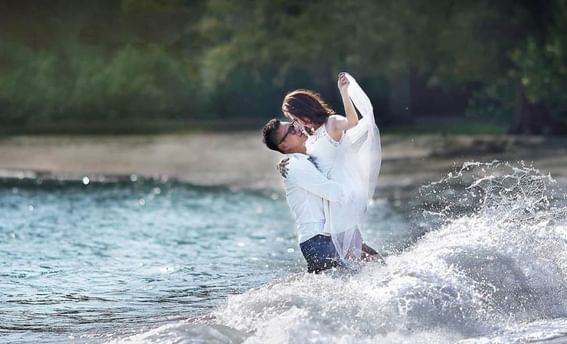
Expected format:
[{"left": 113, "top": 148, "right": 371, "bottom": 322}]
[{"left": 282, "top": 89, "right": 335, "bottom": 128}]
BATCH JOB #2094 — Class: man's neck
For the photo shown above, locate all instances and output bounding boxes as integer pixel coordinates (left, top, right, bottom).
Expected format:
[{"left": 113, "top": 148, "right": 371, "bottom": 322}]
[{"left": 287, "top": 147, "right": 306, "bottom": 154}]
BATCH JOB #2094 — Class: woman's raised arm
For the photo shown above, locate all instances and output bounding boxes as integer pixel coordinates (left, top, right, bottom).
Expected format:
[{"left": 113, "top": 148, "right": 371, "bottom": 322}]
[{"left": 338, "top": 72, "right": 359, "bottom": 130}]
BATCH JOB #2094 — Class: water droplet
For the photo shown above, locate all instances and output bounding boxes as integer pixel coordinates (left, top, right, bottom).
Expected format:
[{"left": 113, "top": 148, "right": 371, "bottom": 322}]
[
  {"left": 237, "top": 242, "right": 245, "bottom": 247},
  {"left": 130, "top": 174, "right": 138, "bottom": 182},
  {"left": 82, "top": 177, "right": 90, "bottom": 185},
  {"left": 287, "top": 248, "right": 295, "bottom": 253},
  {"left": 159, "top": 266, "right": 175, "bottom": 273},
  {"left": 28, "top": 205, "right": 34, "bottom": 211},
  {"left": 138, "top": 198, "right": 146, "bottom": 206}
]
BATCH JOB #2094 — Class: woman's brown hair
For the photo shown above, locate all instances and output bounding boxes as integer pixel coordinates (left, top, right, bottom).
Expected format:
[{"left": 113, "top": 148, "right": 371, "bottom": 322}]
[{"left": 282, "top": 89, "right": 336, "bottom": 129}]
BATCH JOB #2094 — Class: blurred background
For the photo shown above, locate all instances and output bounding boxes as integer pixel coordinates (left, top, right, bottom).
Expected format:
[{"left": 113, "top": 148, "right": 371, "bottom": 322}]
[
  {"left": 1, "top": 4, "right": 567, "bottom": 342},
  {"left": 1, "top": 0, "right": 566, "bottom": 135}
]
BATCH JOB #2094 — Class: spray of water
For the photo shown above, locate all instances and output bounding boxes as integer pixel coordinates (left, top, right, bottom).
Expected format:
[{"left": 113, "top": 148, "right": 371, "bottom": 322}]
[{"left": 111, "top": 162, "right": 567, "bottom": 344}]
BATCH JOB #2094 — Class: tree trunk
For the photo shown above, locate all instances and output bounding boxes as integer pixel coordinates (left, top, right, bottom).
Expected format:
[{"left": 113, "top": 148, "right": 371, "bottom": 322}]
[
  {"left": 510, "top": 83, "right": 551, "bottom": 135},
  {"left": 387, "top": 71, "right": 412, "bottom": 123}
]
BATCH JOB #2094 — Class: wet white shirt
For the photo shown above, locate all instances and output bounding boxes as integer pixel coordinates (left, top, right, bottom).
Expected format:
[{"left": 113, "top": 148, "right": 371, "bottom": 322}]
[{"left": 282, "top": 153, "right": 347, "bottom": 243}]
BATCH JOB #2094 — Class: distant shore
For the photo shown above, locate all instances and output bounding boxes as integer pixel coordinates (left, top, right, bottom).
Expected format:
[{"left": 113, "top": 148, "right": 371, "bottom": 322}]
[{"left": 0, "top": 133, "right": 566, "bottom": 198}]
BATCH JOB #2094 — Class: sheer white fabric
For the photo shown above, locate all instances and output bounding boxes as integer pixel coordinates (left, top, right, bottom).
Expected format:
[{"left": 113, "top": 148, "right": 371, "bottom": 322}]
[
  {"left": 344, "top": 73, "right": 382, "bottom": 206},
  {"left": 306, "top": 73, "right": 382, "bottom": 259},
  {"left": 306, "top": 123, "right": 363, "bottom": 259}
]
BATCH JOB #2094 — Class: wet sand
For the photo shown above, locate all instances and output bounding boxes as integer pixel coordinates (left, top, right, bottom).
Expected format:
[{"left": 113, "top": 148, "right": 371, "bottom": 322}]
[{"left": 0, "top": 133, "right": 566, "bottom": 198}]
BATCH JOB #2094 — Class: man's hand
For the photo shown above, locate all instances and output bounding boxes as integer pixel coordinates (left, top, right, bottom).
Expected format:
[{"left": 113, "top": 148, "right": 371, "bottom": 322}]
[{"left": 277, "top": 158, "right": 290, "bottom": 178}]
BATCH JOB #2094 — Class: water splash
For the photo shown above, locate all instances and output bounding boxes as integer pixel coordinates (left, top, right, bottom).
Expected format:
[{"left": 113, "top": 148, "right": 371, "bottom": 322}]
[
  {"left": 209, "top": 162, "right": 567, "bottom": 343},
  {"left": 109, "top": 162, "right": 567, "bottom": 343},
  {"left": 419, "top": 161, "right": 559, "bottom": 225}
]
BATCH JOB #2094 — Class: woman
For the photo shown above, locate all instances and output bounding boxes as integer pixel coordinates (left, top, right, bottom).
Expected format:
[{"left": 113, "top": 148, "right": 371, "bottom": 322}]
[{"left": 282, "top": 73, "right": 382, "bottom": 260}]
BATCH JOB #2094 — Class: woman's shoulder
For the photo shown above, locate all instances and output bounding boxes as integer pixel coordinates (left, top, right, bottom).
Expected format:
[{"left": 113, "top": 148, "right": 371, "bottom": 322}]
[
  {"left": 323, "top": 115, "right": 346, "bottom": 144},
  {"left": 326, "top": 115, "right": 348, "bottom": 131},
  {"left": 307, "top": 119, "right": 342, "bottom": 147},
  {"left": 327, "top": 114, "right": 346, "bottom": 124}
]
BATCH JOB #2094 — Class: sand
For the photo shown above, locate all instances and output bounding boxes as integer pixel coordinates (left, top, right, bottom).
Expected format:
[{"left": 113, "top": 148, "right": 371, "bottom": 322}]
[{"left": 0, "top": 133, "right": 566, "bottom": 198}]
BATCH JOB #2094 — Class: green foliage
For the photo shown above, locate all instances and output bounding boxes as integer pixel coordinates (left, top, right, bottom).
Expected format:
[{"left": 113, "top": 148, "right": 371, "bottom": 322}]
[
  {"left": 197, "top": 1, "right": 532, "bottom": 87},
  {"left": 121, "top": 0, "right": 184, "bottom": 12},
  {"left": 0, "top": 42, "right": 196, "bottom": 123},
  {"left": 0, "top": 0, "right": 565, "bottom": 133},
  {"left": 511, "top": 0, "right": 567, "bottom": 120},
  {"left": 466, "top": 80, "right": 516, "bottom": 122}
]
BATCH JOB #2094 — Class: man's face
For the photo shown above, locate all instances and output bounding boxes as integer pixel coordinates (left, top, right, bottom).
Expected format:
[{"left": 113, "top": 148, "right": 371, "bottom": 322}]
[{"left": 277, "top": 121, "right": 306, "bottom": 153}]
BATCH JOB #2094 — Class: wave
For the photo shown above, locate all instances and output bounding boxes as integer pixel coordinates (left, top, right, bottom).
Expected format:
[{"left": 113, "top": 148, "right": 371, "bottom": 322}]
[{"left": 110, "top": 162, "right": 567, "bottom": 344}]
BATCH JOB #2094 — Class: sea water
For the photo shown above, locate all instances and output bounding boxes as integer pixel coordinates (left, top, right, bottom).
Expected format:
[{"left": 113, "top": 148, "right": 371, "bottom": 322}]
[{"left": 1, "top": 162, "right": 566, "bottom": 343}]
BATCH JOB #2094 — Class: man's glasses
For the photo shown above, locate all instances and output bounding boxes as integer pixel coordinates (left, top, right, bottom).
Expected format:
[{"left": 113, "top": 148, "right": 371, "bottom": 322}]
[{"left": 278, "top": 120, "right": 299, "bottom": 145}]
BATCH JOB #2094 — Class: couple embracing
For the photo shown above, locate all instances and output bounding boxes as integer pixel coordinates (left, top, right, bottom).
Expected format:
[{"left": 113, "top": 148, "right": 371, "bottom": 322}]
[{"left": 262, "top": 72, "right": 384, "bottom": 273}]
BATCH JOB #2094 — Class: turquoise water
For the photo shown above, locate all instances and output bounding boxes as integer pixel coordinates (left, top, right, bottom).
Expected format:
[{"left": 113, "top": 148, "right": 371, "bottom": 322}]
[
  {"left": 0, "top": 177, "right": 411, "bottom": 343},
  {"left": 2, "top": 162, "right": 567, "bottom": 344}
]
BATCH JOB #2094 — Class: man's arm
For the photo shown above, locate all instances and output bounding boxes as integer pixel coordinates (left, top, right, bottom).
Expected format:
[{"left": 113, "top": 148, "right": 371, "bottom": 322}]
[{"left": 286, "top": 156, "right": 347, "bottom": 203}]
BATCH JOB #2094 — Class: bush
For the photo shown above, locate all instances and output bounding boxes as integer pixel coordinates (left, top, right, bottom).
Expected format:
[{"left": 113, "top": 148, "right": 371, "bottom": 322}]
[{"left": 0, "top": 42, "right": 197, "bottom": 124}]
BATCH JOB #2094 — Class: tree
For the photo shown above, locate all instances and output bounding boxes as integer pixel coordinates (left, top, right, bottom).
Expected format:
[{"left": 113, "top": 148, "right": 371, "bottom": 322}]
[
  {"left": 510, "top": 0, "right": 567, "bottom": 134},
  {"left": 196, "top": 0, "right": 541, "bottom": 124}
]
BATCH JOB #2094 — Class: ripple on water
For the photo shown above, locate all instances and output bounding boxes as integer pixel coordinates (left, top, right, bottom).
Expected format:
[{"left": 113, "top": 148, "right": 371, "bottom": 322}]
[
  {"left": 11, "top": 163, "right": 561, "bottom": 343},
  {"left": 0, "top": 178, "right": 411, "bottom": 343}
]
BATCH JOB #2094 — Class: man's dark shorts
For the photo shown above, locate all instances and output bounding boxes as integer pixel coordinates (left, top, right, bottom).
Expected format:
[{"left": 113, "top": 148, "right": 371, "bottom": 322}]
[{"left": 299, "top": 234, "right": 342, "bottom": 273}]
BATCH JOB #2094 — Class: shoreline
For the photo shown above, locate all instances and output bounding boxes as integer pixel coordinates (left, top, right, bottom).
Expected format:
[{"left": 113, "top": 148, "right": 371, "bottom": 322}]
[{"left": 1, "top": 133, "right": 566, "bottom": 198}]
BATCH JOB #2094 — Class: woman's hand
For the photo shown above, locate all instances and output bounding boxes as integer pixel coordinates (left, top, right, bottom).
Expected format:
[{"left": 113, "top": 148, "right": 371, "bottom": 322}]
[{"left": 338, "top": 72, "right": 350, "bottom": 95}]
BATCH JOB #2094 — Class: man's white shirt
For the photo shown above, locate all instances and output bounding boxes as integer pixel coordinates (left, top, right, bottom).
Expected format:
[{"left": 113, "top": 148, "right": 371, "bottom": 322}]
[{"left": 282, "top": 153, "right": 347, "bottom": 243}]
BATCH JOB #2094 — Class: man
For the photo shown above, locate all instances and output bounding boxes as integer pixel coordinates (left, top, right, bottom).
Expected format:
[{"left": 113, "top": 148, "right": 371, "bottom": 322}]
[{"left": 261, "top": 118, "right": 381, "bottom": 273}]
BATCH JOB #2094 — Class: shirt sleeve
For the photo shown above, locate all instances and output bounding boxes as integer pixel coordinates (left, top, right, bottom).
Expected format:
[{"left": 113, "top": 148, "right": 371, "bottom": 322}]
[{"left": 286, "top": 156, "right": 347, "bottom": 203}]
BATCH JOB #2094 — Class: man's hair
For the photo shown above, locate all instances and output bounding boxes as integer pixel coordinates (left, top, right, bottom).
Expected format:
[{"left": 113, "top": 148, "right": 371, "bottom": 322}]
[{"left": 262, "top": 118, "right": 284, "bottom": 153}]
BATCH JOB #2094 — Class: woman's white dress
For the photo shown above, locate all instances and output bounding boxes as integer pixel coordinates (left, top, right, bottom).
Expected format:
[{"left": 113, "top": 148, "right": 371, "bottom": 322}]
[{"left": 305, "top": 73, "right": 382, "bottom": 259}]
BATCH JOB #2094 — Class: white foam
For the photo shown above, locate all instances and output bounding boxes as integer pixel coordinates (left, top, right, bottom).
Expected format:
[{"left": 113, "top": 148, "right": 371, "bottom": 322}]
[
  {"left": 111, "top": 162, "right": 567, "bottom": 344},
  {"left": 211, "top": 162, "right": 567, "bottom": 343}
]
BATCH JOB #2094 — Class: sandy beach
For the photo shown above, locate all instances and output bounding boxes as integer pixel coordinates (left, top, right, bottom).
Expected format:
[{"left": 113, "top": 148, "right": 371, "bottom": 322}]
[{"left": 0, "top": 133, "right": 566, "bottom": 198}]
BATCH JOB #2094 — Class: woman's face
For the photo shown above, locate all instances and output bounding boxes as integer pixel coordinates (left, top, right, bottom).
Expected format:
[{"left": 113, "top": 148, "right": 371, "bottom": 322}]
[{"left": 290, "top": 114, "right": 314, "bottom": 130}]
